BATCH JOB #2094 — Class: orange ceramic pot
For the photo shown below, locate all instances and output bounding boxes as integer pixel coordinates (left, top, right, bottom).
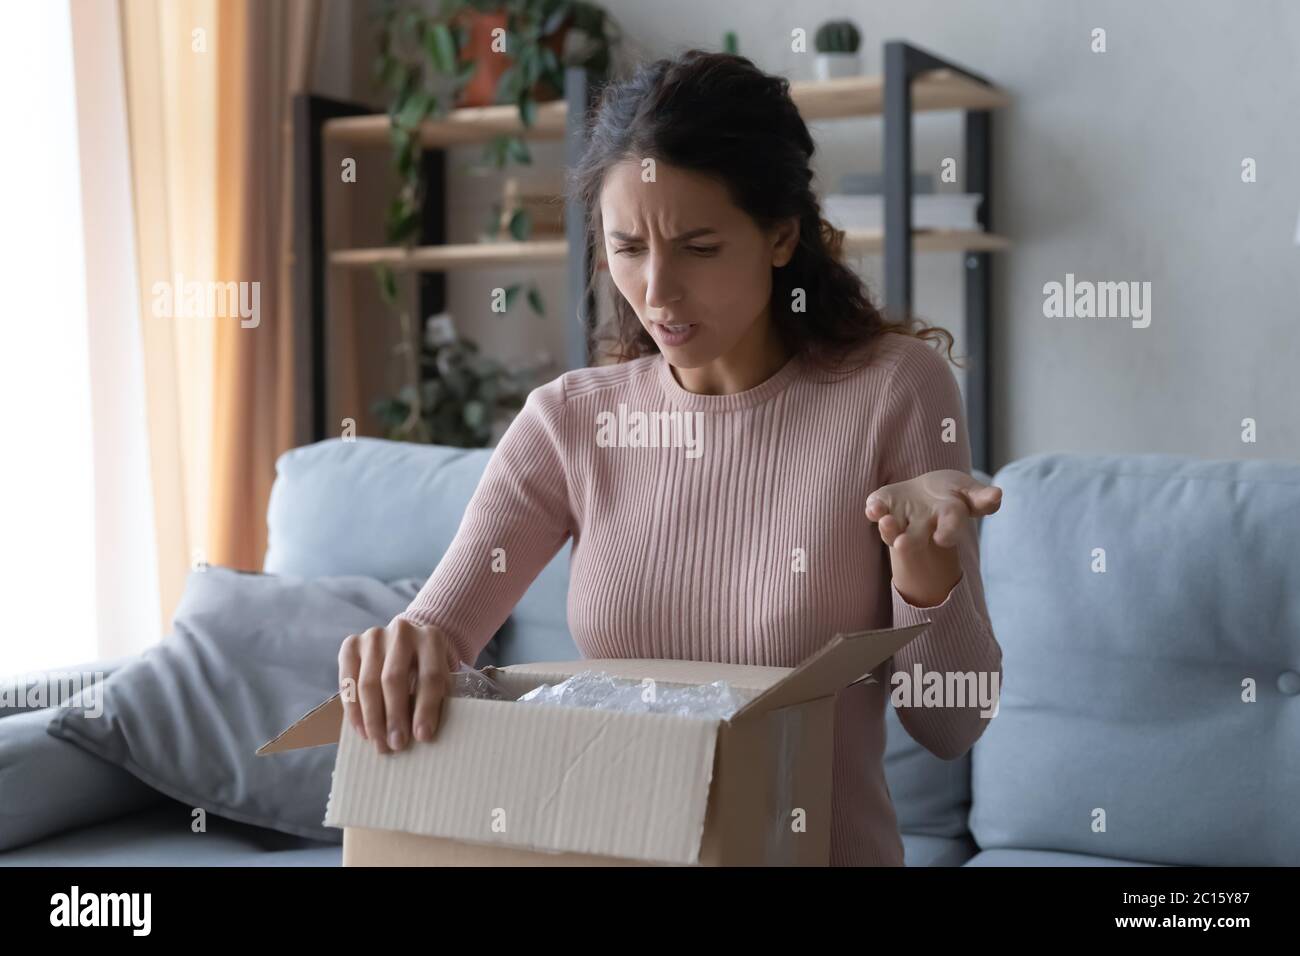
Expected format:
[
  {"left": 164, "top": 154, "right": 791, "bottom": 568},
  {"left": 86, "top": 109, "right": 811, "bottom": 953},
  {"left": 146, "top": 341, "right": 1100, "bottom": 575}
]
[{"left": 455, "top": 9, "right": 570, "bottom": 109}]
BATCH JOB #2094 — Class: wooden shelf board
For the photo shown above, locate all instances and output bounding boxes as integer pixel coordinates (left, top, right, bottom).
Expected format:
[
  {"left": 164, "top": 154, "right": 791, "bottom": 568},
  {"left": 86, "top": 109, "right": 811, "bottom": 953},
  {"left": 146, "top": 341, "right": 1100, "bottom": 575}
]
[
  {"left": 322, "top": 69, "right": 1009, "bottom": 147},
  {"left": 330, "top": 230, "right": 1008, "bottom": 271},
  {"left": 323, "top": 99, "right": 568, "bottom": 148},
  {"left": 792, "top": 69, "right": 1010, "bottom": 121},
  {"left": 841, "top": 228, "right": 1011, "bottom": 254},
  {"left": 331, "top": 239, "right": 570, "bottom": 271}
]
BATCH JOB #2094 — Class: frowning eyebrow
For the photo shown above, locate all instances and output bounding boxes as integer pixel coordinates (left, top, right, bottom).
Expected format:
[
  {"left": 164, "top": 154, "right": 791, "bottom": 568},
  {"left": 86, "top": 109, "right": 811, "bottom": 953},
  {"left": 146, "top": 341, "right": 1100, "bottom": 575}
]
[{"left": 608, "top": 228, "right": 719, "bottom": 242}]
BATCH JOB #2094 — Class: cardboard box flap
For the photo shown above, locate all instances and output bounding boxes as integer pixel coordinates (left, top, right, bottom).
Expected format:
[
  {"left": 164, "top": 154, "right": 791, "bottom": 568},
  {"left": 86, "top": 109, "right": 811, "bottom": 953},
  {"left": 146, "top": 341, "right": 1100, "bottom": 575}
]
[
  {"left": 256, "top": 692, "right": 343, "bottom": 755},
  {"left": 732, "top": 622, "right": 930, "bottom": 720},
  {"left": 498, "top": 658, "right": 790, "bottom": 693},
  {"left": 325, "top": 697, "right": 720, "bottom": 865}
]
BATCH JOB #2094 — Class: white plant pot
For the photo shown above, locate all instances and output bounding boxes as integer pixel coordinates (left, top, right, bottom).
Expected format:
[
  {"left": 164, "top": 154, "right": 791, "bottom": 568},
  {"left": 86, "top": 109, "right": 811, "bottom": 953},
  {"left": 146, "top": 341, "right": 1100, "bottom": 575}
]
[{"left": 815, "top": 52, "right": 861, "bottom": 82}]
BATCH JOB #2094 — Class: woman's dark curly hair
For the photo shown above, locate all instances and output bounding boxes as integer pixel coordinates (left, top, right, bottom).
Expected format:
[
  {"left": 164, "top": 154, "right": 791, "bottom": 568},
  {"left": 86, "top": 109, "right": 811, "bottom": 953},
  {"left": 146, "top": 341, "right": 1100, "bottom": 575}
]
[{"left": 564, "top": 49, "right": 961, "bottom": 376}]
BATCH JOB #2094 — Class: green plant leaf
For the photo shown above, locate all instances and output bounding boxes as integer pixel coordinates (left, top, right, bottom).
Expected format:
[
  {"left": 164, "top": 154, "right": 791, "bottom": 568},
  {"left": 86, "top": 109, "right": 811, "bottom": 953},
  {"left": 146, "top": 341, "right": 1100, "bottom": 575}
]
[
  {"left": 495, "top": 63, "right": 519, "bottom": 105},
  {"left": 370, "top": 397, "right": 410, "bottom": 430},
  {"left": 385, "top": 195, "right": 420, "bottom": 244},
  {"left": 400, "top": 7, "right": 423, "bottom": 43},
  {"left": 377, "top": 264, "right": 398, "bottom": 306},
  {"left": 394, "top": 137, "right": 416, "bottom": 177},
  {"left": 508, "top": 207, "right": 531, "bottom": 241},
  {"left": 518, "top": 94, "right": 536, "bottom": 129},
  {"left": 527, "top": 285, "right": 545, "bottom": 316},
  {"left": 420, "top": 379, "right": 445, "bottom": 408},
  {"left": 427, "top": 22, "right": 457, "bottom": 73},
  {"left": 484, "top": 203, "right": 502, "bottom": 238},
  {"left": 462, "top": 400, "right": 487, "bottom": 429},
  {"left": 375, "top": 54, "right": 398, "bottom": 88},
  {"left": 507, "top": 135, "right": 531, "bottom": 164},
  {"left": 482, "top": 134, "right": 511, "bottom": 167},
  {"left": 542, "top": 65, "right": 564, "bottom": 96},
  {"left": 395, "top": 92, "right": 432, "bottom": 130},
  {"left": 516, "top": 43, "right": 537, "bottom": 83}
]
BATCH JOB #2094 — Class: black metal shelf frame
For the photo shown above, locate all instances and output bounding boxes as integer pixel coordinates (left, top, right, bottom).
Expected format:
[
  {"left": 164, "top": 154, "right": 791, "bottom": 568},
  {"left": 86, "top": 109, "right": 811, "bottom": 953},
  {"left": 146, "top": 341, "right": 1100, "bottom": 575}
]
[{"left": 885, "top": 40, "right": 995, "bottom": 474}]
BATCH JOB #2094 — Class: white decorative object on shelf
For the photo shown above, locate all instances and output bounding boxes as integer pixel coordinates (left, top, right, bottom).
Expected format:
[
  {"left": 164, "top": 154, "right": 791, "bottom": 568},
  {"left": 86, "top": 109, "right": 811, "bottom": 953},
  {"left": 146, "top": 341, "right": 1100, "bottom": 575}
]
[
  {"left": 815, "top": 52, "right": 861, "bottom": 81},
  {"left": 424, "top": 312, "right": 458, "bottom": 347},
  {"left": 822, "top": 193, "right": 984, "bottom": 231}
]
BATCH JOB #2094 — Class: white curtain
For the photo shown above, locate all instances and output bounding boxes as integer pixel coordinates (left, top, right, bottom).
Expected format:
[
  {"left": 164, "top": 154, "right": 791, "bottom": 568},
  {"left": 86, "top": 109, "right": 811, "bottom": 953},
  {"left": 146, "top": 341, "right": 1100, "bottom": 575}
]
[{"left": 0, "top": 0, "right": 156, "bottom": 677}]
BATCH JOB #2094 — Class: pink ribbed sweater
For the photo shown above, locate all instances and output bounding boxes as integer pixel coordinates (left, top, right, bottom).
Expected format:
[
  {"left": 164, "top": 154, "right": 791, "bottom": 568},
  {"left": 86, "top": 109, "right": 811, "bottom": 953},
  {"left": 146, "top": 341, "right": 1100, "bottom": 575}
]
[{"left": 393, "top": 330, "right": 1003, "bottom": 866}]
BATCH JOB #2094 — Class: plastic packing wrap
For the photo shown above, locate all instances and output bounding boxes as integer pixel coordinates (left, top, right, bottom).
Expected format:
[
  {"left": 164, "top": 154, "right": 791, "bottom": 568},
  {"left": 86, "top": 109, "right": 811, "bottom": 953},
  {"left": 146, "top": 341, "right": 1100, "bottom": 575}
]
[
  {"left": 449, "top": 663, "right": 508, "bottom": 701},
  {"left": 514, "top": 669, "right": 755, "bottom": 720}
]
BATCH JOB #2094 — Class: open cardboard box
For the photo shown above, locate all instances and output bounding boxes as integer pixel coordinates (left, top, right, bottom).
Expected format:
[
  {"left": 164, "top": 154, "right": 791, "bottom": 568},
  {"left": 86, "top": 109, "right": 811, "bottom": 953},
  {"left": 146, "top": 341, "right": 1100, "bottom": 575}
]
[{"left": 258, "top": 621, "right": 929, "bottom": 866}]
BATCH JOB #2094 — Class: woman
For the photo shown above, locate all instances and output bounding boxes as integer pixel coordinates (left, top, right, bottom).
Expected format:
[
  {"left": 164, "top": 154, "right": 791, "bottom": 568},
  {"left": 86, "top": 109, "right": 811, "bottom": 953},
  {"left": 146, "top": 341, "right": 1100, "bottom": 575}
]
[{"left": 337, "top": 49, "right": 1004, "bottom": 866}]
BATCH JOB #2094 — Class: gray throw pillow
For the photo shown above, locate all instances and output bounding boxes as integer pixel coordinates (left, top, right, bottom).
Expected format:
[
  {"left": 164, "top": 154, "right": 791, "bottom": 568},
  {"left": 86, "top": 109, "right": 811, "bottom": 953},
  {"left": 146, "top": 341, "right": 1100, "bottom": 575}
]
[{"left": 45, "top": 567, "right": 436, "bottom": 843}]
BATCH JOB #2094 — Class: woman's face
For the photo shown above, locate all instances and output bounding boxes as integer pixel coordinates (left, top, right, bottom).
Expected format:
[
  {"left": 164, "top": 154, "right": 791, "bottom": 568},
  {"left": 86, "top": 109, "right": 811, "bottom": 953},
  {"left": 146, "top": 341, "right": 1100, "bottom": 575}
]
[{"left": 599, "top": 159, "right": 798, "bottom": 369}]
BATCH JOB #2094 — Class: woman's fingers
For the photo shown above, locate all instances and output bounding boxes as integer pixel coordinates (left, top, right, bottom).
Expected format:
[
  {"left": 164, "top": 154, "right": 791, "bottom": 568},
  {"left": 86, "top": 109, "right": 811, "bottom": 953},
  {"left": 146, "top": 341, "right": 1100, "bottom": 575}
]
[
  {"left": 358, "top": 626, "right": 391, "bottom": 754},
  {"left": 380, "top": 621, "right": 417, "bottom": 752},
  {"left": 892, "top": 512, "right": 935, "bottom": 554},
  {"left": 877, "top": 512, "right": 906, "bottom": 546},
  {"left": 871, "top": 474, "right": 1002, "bottom": 551},
  {"left": 961, "top": 481, "right": 1004, "bottom": 516},
  {"left": 933, "top": 502, "right": 966, "bottom": 548},
  {"left": 865, "top": 490, "right": 892, "bottom": 522},
  {"left": 336, "top": 618, "right": 463, "bottom": 756},
  {"left": 411, "top": 628, "right": 452, "bottom": 743},
  {"left": 337, "top": 634, "right": 365, "bottom": 740}
]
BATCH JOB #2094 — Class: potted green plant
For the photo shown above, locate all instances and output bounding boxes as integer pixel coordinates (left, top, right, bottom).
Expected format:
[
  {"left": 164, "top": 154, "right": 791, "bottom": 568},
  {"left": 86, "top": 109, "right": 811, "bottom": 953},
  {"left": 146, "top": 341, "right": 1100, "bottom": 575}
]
[
  {"left": 371, "top": 313, "right": 552, "bottom": 446},
  {"left": 813, "top": 19, "right": 861, "bottom": 81},
  {"left": 371, "top": 0, "right": 618, "bottom": 444},
  {"left": 375, "top": 0, "right": 617, "bottom": 254}
]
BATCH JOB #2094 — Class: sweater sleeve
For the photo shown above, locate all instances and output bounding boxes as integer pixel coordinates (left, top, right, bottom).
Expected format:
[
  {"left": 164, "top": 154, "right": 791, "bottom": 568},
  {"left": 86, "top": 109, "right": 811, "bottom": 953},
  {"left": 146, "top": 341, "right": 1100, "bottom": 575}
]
[
  {"left": 874, "top": 338, "right": 1003, "bottom": 760},
  {"left": 388, "top": 375, "right": 574, "bottom": 668}
]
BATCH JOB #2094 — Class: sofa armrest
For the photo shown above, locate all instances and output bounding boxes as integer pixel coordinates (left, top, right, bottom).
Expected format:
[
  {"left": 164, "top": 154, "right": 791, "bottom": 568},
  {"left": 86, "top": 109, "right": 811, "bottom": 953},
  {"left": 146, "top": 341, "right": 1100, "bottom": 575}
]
[{"left": 0, "top": 654, "right": 138, "bottom": 720}]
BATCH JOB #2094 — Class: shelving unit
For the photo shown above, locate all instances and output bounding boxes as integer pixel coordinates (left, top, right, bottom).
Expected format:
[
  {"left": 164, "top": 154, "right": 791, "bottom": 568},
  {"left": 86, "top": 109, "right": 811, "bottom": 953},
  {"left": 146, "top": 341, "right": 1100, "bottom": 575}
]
[{"left": 293, "top": 41, "right": 1008, "bottom": 470}]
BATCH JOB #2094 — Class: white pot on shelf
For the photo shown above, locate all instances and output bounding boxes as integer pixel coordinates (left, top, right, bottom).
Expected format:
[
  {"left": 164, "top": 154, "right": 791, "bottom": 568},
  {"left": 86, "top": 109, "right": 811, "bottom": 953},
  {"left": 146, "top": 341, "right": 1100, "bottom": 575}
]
[{"left": 814, "top": 52, "right": 861, "bottom": 82}]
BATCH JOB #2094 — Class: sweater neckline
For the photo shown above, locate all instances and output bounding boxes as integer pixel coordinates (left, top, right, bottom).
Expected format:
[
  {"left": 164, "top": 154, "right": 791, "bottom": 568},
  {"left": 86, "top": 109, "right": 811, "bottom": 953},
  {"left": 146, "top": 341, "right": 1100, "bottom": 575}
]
[{"left": 656, "top": 349, "right": 803, "bottom": 411}]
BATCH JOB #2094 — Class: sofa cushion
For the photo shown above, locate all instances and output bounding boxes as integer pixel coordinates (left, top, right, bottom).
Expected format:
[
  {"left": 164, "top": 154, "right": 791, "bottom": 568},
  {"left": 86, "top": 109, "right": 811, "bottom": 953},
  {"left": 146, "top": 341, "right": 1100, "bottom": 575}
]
[
  {"left": 902, "top": 832, "right": 978, "bottom": 867},
  {"left": 265, "top": 436, "right": 584, "bottom": 666},
  {"left": 884, "top": 704, "right": 972, "bottom": 838},
  {"left": 964, "top": 848, "right": 1160, "bottom": 866},
  {"left": 264, "top": 437, "right": 493, "bottom": 583},
  {"left": 971, "top": 452, "right": 1300, "bottom": 866}
]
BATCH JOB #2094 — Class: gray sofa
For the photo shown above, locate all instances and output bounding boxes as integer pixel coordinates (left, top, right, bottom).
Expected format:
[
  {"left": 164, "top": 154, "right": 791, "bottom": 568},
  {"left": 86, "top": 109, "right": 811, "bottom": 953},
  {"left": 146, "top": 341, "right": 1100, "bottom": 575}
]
[{"left": 3, "top": 438, "right": 1296, "bottom": 866}]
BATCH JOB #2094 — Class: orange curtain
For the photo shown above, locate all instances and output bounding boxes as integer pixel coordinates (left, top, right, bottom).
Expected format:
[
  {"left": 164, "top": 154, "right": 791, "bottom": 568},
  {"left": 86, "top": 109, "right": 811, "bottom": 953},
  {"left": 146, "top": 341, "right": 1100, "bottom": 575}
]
[
  {"left": 120, "top": 0, "right": 221, "bottom": 631},
  {"left": 209, "top": 0, "right": 322, "bottom": 570}
]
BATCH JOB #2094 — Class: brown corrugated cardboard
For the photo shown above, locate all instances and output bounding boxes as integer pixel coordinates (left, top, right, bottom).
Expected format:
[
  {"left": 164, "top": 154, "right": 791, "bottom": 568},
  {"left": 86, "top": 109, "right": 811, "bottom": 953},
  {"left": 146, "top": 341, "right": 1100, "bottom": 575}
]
[{"left": 258, "top": 621, "right": 929, "bottom": 866}]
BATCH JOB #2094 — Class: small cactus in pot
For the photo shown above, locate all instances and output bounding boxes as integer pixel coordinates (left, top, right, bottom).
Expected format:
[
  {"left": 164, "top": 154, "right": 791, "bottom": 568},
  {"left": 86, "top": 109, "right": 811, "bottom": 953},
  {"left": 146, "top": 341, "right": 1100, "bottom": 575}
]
[{"left": 813, "top": 20, "right": 862, "bottom": 81}]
